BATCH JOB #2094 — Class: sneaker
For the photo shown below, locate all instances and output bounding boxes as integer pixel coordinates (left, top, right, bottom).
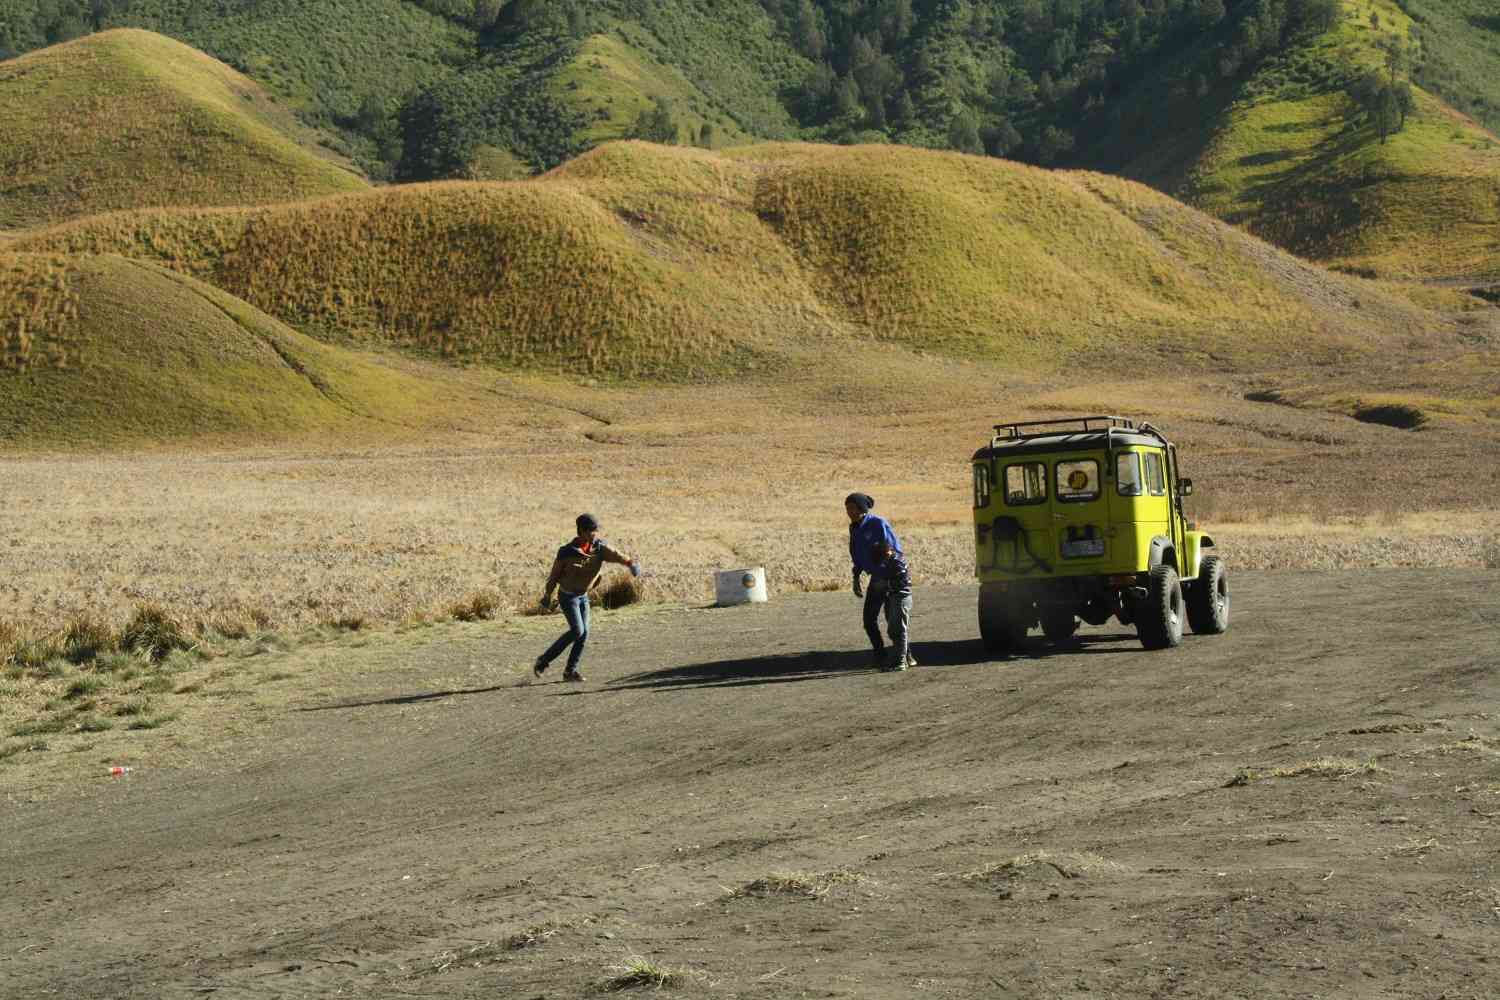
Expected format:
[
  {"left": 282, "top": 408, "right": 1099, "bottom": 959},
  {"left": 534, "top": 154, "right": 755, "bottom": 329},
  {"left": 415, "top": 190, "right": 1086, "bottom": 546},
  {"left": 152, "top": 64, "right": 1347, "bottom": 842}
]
[
  {"left": 533, "top": 656, "right": 548, "bottom": 679},
  {"left": 562, "top": 669, "right": 585, "bottom": 683},
  {"left": 880, "top": 659, "right": 907, "bottom": 673},
  {"left": 904, "top": 653, "right": 919, "bottom": 669},
  {"left": 869, "top": 649, "right": 886, "bottom": 669}
]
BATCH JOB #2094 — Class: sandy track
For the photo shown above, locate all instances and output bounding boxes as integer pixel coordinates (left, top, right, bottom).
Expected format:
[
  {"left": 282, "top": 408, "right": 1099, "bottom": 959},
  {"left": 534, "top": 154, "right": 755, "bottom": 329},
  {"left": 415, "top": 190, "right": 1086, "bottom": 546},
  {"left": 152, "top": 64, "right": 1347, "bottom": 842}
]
[{"left": 3, "top": 570, "right": 1498, "bottom": 999}]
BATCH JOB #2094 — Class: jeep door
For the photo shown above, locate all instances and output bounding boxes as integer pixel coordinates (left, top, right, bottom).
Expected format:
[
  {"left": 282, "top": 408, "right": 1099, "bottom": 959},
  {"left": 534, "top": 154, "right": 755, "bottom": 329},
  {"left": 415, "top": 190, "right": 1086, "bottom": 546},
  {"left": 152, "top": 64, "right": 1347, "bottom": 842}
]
[
  {"left": 1115, "top": 448, "right": 1173, "bottom": 572},
  {"left": 988, "top": 458, "right": 1054, "bottom": 577},
  {"left": 1049, "top": 452, "right": 1108, "bottom": 568}
]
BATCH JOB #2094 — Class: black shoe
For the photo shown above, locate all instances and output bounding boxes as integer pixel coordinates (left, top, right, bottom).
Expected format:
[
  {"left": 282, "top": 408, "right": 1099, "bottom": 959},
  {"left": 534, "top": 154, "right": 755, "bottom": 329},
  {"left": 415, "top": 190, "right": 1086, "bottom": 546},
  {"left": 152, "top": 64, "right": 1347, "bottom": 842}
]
[
  {"left": 562, "top": 669, "right": 585, "bottom": 683},
  {"left": 533, "top": 657, "right": 548, "bottom": 678}
]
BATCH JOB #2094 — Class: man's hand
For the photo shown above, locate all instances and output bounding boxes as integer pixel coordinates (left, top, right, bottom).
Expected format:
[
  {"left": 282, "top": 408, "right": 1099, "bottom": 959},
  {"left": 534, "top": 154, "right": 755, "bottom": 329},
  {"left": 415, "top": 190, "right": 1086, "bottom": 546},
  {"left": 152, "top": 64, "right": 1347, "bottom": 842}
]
[{"left": 852, "top": 571, "right": 863, "bottom": 598}]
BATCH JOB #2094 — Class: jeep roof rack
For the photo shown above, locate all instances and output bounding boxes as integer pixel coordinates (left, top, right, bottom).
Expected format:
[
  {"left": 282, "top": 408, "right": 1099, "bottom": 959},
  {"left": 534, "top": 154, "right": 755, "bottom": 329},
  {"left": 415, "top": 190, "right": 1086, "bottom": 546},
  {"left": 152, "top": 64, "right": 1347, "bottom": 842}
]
[{"left": 992, "top": 415, "right": 1137, "bottom": 440}]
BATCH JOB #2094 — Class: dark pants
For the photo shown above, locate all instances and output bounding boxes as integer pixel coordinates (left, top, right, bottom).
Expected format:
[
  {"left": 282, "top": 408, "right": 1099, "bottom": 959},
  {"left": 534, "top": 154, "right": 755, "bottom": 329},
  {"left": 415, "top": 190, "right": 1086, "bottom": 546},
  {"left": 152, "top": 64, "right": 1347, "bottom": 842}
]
[
  {"left": 863, "top": 578, "right": 912, "bottom": 665},
  {"left": 540, "top": 591, "right": 589, "bottom": 672}
]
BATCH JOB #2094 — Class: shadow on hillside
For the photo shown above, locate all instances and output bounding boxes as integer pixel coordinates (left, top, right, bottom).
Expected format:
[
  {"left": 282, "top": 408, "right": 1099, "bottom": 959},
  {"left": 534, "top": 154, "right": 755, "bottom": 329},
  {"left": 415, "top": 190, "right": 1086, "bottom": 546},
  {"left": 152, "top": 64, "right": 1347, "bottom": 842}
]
[{"left": 593, "top": 633, "right": 1137, "bottom": 693}]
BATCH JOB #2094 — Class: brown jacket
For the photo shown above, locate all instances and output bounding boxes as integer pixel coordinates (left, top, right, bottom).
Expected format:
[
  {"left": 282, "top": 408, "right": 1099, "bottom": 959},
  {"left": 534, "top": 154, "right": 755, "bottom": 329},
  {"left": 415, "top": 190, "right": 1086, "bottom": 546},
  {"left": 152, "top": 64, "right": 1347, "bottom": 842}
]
[{"left": 544, "top": 539, "right": 628, "bottom": 597}]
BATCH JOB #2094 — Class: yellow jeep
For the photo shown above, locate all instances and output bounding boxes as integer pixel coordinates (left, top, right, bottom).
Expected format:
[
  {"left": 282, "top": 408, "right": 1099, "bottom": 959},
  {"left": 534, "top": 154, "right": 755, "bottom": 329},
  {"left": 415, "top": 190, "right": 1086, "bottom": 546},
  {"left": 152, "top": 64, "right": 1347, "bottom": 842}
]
[{"left": 971, "top": 416, "right": 1227, "bottom": 651}]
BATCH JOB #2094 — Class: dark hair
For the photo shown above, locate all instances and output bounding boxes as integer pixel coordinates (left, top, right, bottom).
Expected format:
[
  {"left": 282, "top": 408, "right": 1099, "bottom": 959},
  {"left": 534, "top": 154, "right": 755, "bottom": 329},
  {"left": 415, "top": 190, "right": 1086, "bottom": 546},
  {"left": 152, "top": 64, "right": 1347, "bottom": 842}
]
[
  {"left": 844, "top": 493, "right": 874, "bottom": 514},
  {"left": 576, "top": 512, "right": 599, "bottom": 534}
]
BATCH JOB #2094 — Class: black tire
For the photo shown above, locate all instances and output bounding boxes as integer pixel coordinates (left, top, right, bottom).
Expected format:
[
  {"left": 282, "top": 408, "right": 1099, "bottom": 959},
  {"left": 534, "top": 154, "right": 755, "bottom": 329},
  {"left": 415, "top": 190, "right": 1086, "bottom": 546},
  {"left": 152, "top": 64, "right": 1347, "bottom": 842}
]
[
  {"left": 1040, "top": 609, "right": 1079, "bottom": 642},
  {"left": 979, "top": 588, "right": 1030, "bottom": 653},
  {"left": 1136, "top": 564, "right": 1184, "bottom": 650},
  {"left": 1186, "top": 556, "right": 1229, "bottom": 634}
]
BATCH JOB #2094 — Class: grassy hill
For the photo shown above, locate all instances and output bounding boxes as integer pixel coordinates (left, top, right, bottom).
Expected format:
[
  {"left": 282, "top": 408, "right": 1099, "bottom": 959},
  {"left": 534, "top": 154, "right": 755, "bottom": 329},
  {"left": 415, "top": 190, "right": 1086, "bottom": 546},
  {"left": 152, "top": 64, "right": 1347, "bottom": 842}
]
[
  {"left": 3, "top": 5, "right": 1497, "bottom": 286},
  {"left": 1161, "top": 0, "right": 1500, "bottom": 282},
  {"left": 0, "top": 30, "right": 366, "bottom": 229},
  {"left": 1100, "top": 0, "right": 1500, "bottom": 283},
  {"left": 1399, "top": 0, "right": 1500, "bottom": 135},
  {"left": 0, "top": 252, "right": 498, "bottom": 447},
  {"left": 6, "top": 142, "right": 1460, "bottom": 382}
]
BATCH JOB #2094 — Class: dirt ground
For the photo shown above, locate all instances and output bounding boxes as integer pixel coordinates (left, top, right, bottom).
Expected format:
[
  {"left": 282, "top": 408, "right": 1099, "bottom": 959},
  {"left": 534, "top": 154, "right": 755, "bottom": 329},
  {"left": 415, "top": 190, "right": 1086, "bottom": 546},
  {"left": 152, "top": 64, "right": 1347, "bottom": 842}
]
[{"left": 3, "top": 570, "right": 1498, "bottom": 999}]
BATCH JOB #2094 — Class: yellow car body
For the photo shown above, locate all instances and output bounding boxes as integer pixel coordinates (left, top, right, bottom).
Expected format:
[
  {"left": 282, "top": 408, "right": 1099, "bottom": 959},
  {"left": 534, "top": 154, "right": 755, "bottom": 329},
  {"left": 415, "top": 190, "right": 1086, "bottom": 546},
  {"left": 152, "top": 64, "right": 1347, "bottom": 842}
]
[{"left": 971, "top": 416, "right": 1225, "bottom": 650}]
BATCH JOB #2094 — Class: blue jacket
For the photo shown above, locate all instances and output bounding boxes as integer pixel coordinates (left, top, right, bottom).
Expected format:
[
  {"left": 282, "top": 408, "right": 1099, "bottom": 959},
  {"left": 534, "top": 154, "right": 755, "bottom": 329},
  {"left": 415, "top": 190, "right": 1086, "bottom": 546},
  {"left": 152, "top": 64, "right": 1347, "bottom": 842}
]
[{"left": 849, "top": 514, "right": 904, "bottom": 576}]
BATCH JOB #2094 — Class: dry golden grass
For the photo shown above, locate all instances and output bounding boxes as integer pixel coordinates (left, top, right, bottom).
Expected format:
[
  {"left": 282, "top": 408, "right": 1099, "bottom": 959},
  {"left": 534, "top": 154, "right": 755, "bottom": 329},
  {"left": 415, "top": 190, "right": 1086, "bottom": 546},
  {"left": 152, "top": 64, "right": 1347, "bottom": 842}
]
[
  {"left": 7, "top": 141, "right": 1468, "bottom": 382},
  {"left": 0, "top": 252, "right": 539, "bottom": 447},
  {"left": 2, "top": 369, "right": 1497, "bottom": 640},
  {"left": 0, "top": 30, "right": 365, "bottom": 229}
]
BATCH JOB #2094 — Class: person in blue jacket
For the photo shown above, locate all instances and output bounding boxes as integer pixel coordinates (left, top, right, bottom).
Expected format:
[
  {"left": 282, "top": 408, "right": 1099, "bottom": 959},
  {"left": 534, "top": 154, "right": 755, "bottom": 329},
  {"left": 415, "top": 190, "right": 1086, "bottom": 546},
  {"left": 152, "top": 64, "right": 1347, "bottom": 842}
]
[{"left": 846, "top": 492, "right": 915, "bottom": 672}]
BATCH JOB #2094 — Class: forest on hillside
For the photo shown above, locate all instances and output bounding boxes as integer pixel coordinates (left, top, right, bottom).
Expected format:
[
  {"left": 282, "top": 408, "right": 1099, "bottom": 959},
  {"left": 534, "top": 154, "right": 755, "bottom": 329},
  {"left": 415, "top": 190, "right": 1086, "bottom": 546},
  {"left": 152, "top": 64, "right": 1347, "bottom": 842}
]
[{"left": 1, "top": 0, "right": 1493, "bottom": 179}]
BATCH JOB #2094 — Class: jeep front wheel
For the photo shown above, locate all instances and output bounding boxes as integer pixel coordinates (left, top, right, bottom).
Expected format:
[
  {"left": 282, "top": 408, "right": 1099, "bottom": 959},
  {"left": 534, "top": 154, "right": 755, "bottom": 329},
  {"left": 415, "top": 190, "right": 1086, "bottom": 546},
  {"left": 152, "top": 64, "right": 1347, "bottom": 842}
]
[
  {"left": 1186, "top": 556, "right": 1229, "bottom": 634},
  {"left": 1137, "top": 564, "right": 1184, "bottom": 650}
]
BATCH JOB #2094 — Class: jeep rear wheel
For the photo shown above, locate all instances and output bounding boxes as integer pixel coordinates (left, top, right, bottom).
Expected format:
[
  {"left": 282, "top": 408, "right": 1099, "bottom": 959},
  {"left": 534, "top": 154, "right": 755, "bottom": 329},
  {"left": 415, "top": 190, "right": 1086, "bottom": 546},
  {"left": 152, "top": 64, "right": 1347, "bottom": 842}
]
[
  {"left": 1137, "top": 564, "right": 1184, "bottom": 650},
  {"left": 979, "top": 587, "right": 1030, "bottom": 653},
  {"left": 1186, "top": 556, "right": 1229, "bottom": 634},
  {"left": 1041, "top": 609, "right": 1079, "bottom": 642}
]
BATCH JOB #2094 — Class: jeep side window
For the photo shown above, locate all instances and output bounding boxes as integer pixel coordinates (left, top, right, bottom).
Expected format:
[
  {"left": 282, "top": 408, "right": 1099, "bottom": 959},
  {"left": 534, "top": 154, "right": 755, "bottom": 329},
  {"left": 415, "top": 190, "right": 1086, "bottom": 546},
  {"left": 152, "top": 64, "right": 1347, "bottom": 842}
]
[
  {"left": 1056, "top": 460, "right": 1100, "bottom": 503},
  {"left": 1004, "top": 463, "right": 1047, "bottom": 506},
  {"left": 1145, "top": 453, "right": 1166, "bottom": 495},
  {"left": 973, "top": 463, "right": 991, "bottom": 508},
  {"left": 1116, "top": 452, "right": 1143, "bottom": 496}
]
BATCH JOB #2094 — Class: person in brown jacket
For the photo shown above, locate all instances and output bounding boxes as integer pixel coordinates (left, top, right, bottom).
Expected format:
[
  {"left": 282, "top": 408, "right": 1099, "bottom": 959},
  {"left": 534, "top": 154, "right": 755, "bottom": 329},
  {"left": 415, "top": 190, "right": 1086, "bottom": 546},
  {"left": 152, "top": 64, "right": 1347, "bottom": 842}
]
[{"left": 534, "top": 513, "right": 639, "bottom": 682}]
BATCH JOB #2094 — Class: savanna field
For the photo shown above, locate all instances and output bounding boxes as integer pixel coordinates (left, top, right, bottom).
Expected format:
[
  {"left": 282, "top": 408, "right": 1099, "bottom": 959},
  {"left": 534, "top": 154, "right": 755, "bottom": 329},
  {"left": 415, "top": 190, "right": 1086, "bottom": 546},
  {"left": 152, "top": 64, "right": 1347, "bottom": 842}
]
[{"left": 2, "top": 9, "right": 1500, "bottom": 996}]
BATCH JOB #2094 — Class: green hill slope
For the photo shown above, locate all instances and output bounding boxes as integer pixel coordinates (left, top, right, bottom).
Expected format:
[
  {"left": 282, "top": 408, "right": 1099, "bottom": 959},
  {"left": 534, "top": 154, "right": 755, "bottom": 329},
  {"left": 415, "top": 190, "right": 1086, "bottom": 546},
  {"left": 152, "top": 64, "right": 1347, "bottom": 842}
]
[
  {"left": 4, "top": 5, "right": 1497, "bottom": 285},
  {"left": 0, "top": 253, "right": 487, "bottom": 447},
  {"left": 1156, "top": 0, "right": 1500, "bottom": 282},
  {"left": 0, "top": 30, "right": 366, "bottom": 229},
  {"left": 1400, "top": 0, "right": 1500, "bottom": 135},
  {"left": 9, "top": 142, "right": 1456, "bottom": 380}
]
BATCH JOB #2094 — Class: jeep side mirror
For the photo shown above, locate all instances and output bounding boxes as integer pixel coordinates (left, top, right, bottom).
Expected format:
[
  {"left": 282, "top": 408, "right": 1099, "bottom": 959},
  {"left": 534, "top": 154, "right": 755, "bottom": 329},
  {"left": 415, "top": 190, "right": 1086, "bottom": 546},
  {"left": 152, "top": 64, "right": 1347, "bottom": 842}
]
[{"left": 1179, "top": 478, "right": 1194, "bottom": 497}]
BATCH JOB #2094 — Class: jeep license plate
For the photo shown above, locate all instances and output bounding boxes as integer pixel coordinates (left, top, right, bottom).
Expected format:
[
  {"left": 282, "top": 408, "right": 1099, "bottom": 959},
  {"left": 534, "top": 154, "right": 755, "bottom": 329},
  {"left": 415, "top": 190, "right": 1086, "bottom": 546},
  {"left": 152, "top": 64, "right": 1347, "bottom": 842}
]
[{"left": 1061, "top": 538, "right": 1105, "bottom": 558}]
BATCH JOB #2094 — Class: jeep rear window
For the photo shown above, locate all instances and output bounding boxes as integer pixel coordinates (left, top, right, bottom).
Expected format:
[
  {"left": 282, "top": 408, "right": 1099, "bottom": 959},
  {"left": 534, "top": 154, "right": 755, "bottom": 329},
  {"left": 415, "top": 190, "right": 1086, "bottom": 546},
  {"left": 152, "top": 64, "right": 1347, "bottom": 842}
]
[
  {"left": 1003, "top": 463, "right": 1047, "bottom": 506},
  {"left": 1116, "top": 452, "right": 1143, "bottom": 496},
  {"left": 1056, "top": 460, "right": 1100, "bottom": 502}
]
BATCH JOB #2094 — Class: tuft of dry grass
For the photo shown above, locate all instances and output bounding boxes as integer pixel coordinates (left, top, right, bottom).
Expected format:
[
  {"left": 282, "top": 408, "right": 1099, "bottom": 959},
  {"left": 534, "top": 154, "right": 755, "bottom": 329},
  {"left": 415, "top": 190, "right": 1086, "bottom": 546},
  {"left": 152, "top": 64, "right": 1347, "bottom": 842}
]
[
  {"left": 118, "top": 604, "right": 192, "bottom": 662},
  {"left": 597, "top": 575, "right": 644, "bottom": 611},
  {"left": 61, "top": 614, "right": 116, "bottom": 665},
  {"left": 1225, "top": 757, "right": 1384, "bottom": 787},
  {"left": 1418, "top": 733, "right": 1500, "bottom": 757},
  {"left": 726, "top": 869, "right": 866, "bottom": 899},
  {"left": 0, "top": 621, "right": 19, "bottom": 665},
  {"left": 597, "top": 955, "right": 690, "bottom": 992},
  {"left": 505, "top": 917, "right": 576, "bottom": 950},
  {"left": 448, "top": 591, "right": 501, "bottom": 623},
  {"left": 957, "top": 851, "right": 1126, "bottom": 882}
]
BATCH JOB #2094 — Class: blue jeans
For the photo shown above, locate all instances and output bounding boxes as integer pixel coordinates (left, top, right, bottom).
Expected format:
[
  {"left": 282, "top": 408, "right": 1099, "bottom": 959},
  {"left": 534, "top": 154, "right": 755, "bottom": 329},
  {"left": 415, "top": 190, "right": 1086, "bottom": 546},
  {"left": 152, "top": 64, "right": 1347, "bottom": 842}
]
[
  {"left": 540, "top": 591, "right": 589, "bottom": 672},
  {"left": 864, "top": 578, "right": 911, "bottom": 665}
]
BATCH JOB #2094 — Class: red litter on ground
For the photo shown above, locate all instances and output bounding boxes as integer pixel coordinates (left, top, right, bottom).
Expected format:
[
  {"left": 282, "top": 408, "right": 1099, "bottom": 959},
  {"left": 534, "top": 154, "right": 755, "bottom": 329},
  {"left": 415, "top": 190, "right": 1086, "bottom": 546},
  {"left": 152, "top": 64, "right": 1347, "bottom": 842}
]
[{"left": 109, "top": 766, "right": 132, "bottom": 777}]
